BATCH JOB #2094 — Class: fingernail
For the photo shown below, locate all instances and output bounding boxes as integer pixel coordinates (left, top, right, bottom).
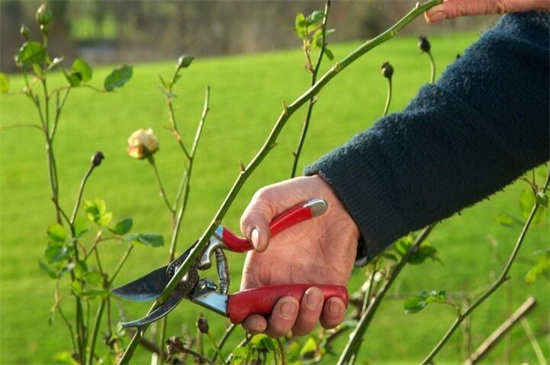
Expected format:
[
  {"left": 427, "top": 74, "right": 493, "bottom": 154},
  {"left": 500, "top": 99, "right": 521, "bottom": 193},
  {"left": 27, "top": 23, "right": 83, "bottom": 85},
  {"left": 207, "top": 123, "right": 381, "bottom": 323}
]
[
  {"left": 280, "top": 301, "right": 298, "bottom": 320},
  {"left": 426, "top": 10, "right": 446, "bottom": 23},
  {"left": 306, "top": 288, "right": 322, "bottom": 310},
  {"left": 250, "top": 228, "right": 260, "bottom": 249},
  {"left": 328, "top": 298, "right": 343, "bottom": 316}
]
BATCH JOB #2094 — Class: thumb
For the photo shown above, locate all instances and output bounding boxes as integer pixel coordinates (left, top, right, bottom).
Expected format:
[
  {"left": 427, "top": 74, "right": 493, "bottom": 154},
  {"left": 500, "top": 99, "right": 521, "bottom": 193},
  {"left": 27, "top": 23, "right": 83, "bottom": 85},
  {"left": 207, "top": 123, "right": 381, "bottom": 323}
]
[{"left": 240, "top": 199, "right": 274, "bottom": 253}]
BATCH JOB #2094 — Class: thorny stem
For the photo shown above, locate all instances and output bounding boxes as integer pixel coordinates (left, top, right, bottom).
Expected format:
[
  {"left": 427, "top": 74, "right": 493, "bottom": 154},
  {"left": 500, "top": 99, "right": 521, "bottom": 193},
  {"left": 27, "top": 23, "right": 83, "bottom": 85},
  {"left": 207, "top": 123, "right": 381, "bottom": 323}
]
[
  {"left": 166, "top": 68, "right": 191, "bottom": 160},
  {"left": 422, "top": 170, "right": 550, "bottom": 364},
  {"left": 158, "top": 86, "right": 210, "bottom": 363},
  {"left": 291, "top": 0, "right": 331, "bottom": 178},
  {"left": 338, "top": 224, "right": 436, "bottom": 365},
  {"left": 118, "top": 1, "right": 443, "bottom": 362},
  {"left": 29, "top": 59, "right": 88, "bottom": 362}
]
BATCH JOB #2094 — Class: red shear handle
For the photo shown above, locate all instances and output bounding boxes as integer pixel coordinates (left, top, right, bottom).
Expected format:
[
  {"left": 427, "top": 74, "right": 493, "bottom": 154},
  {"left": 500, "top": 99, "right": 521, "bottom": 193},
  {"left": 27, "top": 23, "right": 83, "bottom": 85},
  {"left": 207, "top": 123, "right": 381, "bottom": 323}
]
[
  {"left": 222, "top": 198, "right": 328, "bottom": 252},
  {"left": 227, "top": 284, "right": 348, "bottom": 324}
]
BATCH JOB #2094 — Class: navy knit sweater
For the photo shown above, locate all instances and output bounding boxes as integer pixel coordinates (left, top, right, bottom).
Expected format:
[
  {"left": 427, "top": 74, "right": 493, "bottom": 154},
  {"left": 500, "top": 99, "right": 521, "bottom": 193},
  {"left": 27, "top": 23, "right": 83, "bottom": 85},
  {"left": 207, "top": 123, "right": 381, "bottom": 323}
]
[{"left": 305, "top": 12, "right": 550, "bottom": 265}]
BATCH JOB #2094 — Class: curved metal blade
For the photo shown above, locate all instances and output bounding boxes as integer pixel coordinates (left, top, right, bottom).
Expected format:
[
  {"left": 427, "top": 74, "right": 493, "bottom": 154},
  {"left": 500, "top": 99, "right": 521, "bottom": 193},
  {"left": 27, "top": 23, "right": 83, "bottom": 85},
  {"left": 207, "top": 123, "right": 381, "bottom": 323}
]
[
  {"left": 111, "top": 266, "right": 169, "bottom": 301},
  {"left": 120, "top": 290, "right": 186, "bottom": 328}
]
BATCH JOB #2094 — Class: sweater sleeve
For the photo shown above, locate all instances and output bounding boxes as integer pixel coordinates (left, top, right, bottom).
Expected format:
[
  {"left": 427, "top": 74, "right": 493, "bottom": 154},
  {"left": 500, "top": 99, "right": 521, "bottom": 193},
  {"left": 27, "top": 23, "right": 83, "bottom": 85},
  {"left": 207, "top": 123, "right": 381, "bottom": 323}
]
[{"left": 305, "top": 11, "right": 550, "bottom": 266}]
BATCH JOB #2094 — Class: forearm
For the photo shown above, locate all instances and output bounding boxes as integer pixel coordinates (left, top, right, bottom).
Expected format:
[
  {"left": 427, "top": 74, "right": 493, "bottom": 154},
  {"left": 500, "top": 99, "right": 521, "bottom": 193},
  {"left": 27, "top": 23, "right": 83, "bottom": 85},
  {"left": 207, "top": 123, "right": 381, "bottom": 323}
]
[{"left": 306, "top": 12, "right": 550, "bottom": 264}]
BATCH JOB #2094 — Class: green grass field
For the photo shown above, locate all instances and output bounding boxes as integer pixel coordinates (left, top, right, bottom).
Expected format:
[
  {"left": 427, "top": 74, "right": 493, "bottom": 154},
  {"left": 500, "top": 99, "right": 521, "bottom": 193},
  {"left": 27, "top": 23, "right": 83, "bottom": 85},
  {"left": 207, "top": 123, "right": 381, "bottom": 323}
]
[{"left": 1, "top": 32, "right": 549, "bottom": 364}]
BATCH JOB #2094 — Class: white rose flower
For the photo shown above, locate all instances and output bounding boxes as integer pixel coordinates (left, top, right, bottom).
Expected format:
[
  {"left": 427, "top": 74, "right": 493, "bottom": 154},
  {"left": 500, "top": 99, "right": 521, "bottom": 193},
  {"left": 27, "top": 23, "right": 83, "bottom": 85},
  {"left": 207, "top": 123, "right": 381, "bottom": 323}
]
[{"left": 127, "top": 128, "right": 159, "bottom": 159}]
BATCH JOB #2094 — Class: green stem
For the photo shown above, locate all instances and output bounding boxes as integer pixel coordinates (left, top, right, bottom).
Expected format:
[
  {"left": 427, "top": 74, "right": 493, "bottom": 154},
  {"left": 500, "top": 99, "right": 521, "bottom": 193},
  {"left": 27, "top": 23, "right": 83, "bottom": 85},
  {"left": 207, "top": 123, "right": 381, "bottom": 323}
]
[
  {"left": 422, "top": 170, "right": 550, "bottom": 364},
  {"left": 211, "top": 324, "right": 236, "bottom": 363},
  {"left": 427, "top": 51, "right": 436, "bottom": 83},
  {"left": 87, "top": 299, "right": 106, "bottom": 365},
  {"left": 382, "top": 77, "right": 392, "bottom": 116},
  {"left": 70, "top": 163, "right": 95, "bottom": 227},
  {"left": 149, "top": 157, "right": 174, "bottom": 214},
  {"left": 338, "top": 224, "right": 436, "bottom": 365},
  {"left": 118, "top": 2, "right": 442, "bottom": 362},
  {"left": 109, "top": 244, "right": 134, "bottom": 286},
  {"left": 206, "top": 332, "right": 225, "bottom": 362},
  {"left": 291, "top": 0, "right": 331, "bottom": 178}
]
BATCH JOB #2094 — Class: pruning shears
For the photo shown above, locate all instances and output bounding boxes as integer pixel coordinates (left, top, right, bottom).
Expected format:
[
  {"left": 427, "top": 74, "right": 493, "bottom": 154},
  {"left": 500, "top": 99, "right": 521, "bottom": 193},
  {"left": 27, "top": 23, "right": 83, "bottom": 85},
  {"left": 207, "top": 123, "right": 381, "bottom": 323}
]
[{"left": 112, "top": 198, "right": 349, "bottom": 327}]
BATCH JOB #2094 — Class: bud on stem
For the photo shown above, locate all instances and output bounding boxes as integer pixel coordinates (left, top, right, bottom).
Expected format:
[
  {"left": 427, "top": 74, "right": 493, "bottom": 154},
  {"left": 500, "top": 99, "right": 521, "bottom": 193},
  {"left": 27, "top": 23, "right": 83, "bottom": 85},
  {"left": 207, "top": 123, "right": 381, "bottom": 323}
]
[
  {"left": 36, "top": 3, "right": 53, "bottom": 34},
  {"left": 418, "top": 36, "right": 431, "bottom": 54},
  {"left": 381, "top": 62, "right": 394, "bottom": 80},
  {"left": 91, "top": 151, "right": 105, "bottom": 167}
]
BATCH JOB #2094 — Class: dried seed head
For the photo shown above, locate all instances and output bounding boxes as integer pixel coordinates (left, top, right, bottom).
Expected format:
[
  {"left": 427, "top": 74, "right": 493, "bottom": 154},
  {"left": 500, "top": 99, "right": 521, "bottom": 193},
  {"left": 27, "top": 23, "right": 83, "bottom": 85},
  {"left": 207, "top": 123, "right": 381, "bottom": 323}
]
[
  {"left": 418, "top": 36, "right": 431, "bottom": 53},
  {"left": 91, "top": 151, "right": 105, "bottom": 167},
  {"left": 381, "top": 62, "right": 394, "bottom": 80},
  {"left": 196, "top": 315, "right": 209, "bottom": 334}
]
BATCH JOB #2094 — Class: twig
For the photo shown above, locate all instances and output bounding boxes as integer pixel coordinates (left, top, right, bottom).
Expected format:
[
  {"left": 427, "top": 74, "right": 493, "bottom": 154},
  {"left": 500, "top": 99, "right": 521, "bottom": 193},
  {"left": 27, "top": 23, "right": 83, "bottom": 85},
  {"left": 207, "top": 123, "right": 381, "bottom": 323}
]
[
  {"left": 291, "top": 0, "right": 331, "bottom": 178},
  {"left": 464, "top": 296, "right": 537, "bottom": 365},
  {"left": 338, "top": 224, "right": 436, "bottom": 364},
  {"left": 520, "top": 317, "right": 548, "bottom": 365},
  {"left": 423, "top": 170, "right": 550, "bottom": 364}
]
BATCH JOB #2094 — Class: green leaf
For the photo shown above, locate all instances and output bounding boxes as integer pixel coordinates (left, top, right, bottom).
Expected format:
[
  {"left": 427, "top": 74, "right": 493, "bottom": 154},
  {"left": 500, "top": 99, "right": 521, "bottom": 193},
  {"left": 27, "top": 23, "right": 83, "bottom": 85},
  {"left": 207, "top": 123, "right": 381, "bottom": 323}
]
[
  {"left": 54, "top": 350, "right": 79, "bottom": 365},
  {"left": 73, "top": 261, "right": 88, "bottom": 279},
  {"left": 65, "top": 58, "right": 94, "bottom": 87},
  {"left": 324, "top": 48, "right": 334, "bottom": 61},
  {"left": 496, "top": 212, "right": 522, "bottom": 227},
  {"left": 45, "top": 243, "right": 68, "bottom": 263},
  {"left": 84, "top": 198, "right": 113, "bottom": 226},
  {"left": 306, "top": 10, "right": 325, "bottom": 25},
  {"left": 39, "top": 261, "right": 59, "bottom": 279},
  {"left": 520, "top": 188, "right": 548, "bottom": 224},
  {"left": 73, "top": 218, "right": 88, "bottom": 238},
  {"left": 104, "top": 65, "right": 133, "bottom": 91},
  {"left": 47, "top": 224, "right": 67, "bottom": 242},
  {"left": 230, "top": 347, "right": 248, "bottom": 363},
  {"left": 295, "top": 13, "right": 308, "bottom": 39},
  {"left": 72, "top": 58, "right": 93, "bottom": 83},
  {"left": 0, "top": 72, "right": 9, "bottom": 93},
  {"left": 404, "top": 290, "right": 447, "bottom": 314},
  {"left": 110, "top": 218, "right": 133, "bottom": 236},
  {"left": 299, "top": 336, "right": 318, "bottom": 359},
  {"left": 520, "top": 188, "right": 535, "bottom": 218},
  {"left": 408, "top": 244, "right": 441, "bottom": 265},
  {"left": 525, "top": 250, "right": 550, "bottom": 284},
  {"left": 127, "top": 233, "right": 164, "bottom": 247},
  {"left": 16, "top": 41, "right": 46, "bottom": 67},
  {"left": 536, "top": 191, "right": 549, "bottom": 208},
  {"left": 86, "top": 270, "right": 104, "bottom": 287}
]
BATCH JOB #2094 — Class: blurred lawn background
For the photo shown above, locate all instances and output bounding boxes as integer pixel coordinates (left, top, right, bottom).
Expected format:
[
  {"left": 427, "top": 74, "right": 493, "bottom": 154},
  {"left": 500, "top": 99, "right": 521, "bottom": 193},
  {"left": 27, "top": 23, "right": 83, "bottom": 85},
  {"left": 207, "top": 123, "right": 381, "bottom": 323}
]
[{"left": 1, "top": 31, "right": 548, "bottom": 364}]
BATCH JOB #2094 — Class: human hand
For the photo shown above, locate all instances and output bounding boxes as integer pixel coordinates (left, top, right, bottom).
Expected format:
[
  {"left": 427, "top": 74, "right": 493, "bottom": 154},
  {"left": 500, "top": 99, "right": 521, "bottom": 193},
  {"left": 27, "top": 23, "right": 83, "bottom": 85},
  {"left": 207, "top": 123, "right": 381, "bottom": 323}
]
[
  {"left": 239, "top": 175, "right": 360, "bottom": 337},
  {"left": 425, "top": 0, "right": 550, "bottom": 23}
]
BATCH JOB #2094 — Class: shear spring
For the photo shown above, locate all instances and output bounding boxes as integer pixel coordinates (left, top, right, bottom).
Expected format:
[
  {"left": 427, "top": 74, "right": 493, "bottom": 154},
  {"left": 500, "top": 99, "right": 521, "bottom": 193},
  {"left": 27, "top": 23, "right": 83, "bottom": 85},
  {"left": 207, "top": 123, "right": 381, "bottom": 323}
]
[{"left": 215, "top": 248, "right": 230, "bottom": 295}]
